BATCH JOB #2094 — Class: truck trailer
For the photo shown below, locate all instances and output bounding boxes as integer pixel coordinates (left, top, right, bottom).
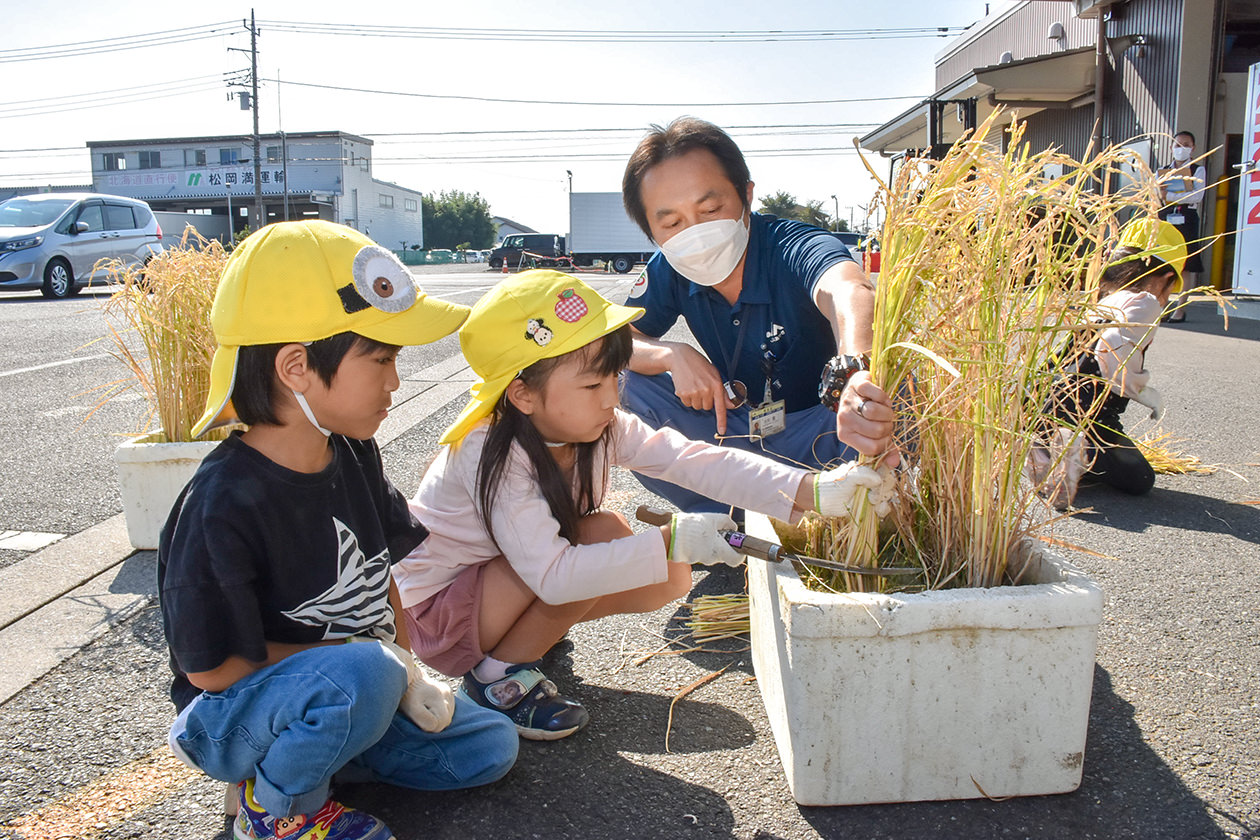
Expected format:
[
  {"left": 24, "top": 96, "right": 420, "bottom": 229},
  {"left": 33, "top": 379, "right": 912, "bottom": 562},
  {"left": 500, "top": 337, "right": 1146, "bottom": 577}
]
[{"left": 568, "top": 192, "right": 657, "bottom": 274}]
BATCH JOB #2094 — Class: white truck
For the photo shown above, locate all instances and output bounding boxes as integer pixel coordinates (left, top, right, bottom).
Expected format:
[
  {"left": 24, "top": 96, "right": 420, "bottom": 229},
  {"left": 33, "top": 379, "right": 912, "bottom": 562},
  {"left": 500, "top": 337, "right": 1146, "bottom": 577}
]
[{"left": 568, "top": 192, "right": 657, "bottom": 274}]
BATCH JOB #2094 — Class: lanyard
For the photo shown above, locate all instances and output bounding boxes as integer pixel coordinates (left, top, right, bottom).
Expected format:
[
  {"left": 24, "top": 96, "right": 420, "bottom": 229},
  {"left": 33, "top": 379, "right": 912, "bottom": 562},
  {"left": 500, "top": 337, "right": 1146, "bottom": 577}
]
[{"left": 703, "top": 295, "right": 751, "bottom": 383}]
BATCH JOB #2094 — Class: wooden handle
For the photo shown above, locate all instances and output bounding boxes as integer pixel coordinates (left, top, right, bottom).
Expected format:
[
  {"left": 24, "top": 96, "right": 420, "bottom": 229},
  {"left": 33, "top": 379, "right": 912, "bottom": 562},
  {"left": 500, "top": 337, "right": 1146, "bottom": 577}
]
[{"left": 635, "top": 505, "right": 673, "bottom": 526}]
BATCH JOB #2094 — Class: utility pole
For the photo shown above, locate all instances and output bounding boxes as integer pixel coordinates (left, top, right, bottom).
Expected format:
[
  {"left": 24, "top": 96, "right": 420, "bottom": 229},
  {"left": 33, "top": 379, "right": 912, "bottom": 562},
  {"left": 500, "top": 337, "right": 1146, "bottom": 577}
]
[{"left": 249, "top": 10, "right": 263, "bottom": 231}]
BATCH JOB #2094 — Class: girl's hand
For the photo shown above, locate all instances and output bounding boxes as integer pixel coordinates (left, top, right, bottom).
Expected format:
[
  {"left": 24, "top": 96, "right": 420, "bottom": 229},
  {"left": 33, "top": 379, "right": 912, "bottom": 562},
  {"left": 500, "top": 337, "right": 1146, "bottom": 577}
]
[{"left": 666, "top": 513, "right": 743, "bottom": 566}]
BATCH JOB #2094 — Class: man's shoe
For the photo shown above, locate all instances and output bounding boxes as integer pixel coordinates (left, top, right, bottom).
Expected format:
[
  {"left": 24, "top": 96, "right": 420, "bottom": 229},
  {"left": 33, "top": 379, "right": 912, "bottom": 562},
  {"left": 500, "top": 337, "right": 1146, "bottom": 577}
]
[
  {"left": 234, "top": 778, "right": 394, "bottom": 840},
  {"left": 460, "top": 662, "right": 589, "bottom": 741}
]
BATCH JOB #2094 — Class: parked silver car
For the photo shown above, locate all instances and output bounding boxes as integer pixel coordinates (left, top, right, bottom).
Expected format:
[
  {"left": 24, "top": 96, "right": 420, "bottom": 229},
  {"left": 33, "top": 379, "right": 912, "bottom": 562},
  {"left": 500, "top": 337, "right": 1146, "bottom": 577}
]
[{"left": 0, "top": 193, "right": 165, "bottom": 298}]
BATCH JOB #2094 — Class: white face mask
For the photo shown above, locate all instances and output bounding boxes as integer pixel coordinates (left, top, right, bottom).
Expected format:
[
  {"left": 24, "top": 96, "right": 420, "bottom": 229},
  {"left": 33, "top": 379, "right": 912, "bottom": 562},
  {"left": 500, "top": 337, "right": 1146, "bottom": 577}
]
[
  {"left": 1172, "top": 144, "right": 1192, "bottom": 163},
  {"left": 658, "top": 211, "right": 750, "bottom": 287}
]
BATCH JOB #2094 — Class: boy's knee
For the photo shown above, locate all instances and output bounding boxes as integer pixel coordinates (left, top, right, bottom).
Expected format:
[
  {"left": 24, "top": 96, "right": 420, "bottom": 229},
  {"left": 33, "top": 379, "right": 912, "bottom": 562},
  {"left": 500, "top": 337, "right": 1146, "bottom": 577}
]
[{"left": 337, "top": 638, "right": 409, "bottom": 699}]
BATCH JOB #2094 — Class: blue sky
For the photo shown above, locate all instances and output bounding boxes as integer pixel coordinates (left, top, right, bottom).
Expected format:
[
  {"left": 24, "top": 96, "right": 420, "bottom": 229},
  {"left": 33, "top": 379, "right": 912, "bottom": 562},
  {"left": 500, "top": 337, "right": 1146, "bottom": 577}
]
[{"left": 2, "top": 0, "right": 1015, "bottom": 235}]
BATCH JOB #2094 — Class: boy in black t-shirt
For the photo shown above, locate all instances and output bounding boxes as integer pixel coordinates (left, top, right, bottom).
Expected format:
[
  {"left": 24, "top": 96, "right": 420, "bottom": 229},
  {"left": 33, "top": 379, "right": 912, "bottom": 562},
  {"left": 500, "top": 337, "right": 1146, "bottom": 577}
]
[{"left": 159, "top": 221, "right": 518, "bottom": 840}]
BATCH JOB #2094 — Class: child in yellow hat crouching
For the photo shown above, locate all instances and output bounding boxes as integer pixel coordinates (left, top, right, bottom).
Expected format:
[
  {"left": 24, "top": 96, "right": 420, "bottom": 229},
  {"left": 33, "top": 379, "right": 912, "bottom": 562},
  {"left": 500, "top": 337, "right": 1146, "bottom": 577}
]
[
  {"left": 158, "top": 221, "right": 519, "bottom": 840},
  {"left": 1030, "top": 217, "right": 1187, "bottom": 510},
  {"left": 393, "top": 269, "right": 891, "bottom": 740}
]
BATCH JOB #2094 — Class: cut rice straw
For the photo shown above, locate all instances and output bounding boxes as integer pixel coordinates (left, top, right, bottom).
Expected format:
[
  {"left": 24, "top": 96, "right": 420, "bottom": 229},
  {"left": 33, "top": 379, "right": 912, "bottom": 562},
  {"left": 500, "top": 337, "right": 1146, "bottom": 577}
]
[
  {"left": 1137, "top": 429, "right": 1215, "bottom": 475},
  {"left": 684, "top": 594, "right": 750, "bottom": 642},
  {"left": 665, "top": 663, "right": 731, "bottom": 753}
]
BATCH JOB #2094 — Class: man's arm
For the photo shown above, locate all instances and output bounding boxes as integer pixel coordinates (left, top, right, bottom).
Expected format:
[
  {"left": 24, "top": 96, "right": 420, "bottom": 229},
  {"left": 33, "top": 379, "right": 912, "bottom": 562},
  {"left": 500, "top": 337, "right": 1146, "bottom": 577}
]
[
  {"left": 811, "top": 260, "right": 900, "bottom": 467},
  {"left": 628, "top": 326, "right": 736, "bottom": 434}
]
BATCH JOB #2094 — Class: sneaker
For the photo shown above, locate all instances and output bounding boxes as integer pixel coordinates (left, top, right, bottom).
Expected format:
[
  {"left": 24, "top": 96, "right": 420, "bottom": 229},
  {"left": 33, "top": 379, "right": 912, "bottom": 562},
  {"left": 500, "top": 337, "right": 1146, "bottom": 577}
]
[
  {"left": 234, "top": 778, "right": 394, "bottom": 840},
  {"left": 459, "top": 662, "right": 589, "bottom": 741}
]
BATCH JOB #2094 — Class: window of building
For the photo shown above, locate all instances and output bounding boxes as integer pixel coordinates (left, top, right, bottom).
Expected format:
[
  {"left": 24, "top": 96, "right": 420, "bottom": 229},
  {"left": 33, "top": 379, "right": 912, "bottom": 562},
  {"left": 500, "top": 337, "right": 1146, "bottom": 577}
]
[
  {"left": 266, "top": 145, "right": 281, "bottom": 163},
  {"left": 404, "top": 198, "right": 418, "bottom": 212},
  {"left": 360, "top": 155, "right": 370, "bottom": 172},
  {"left": 102, "top": 152, "right": 125, "bottom": 171},
  {"left": 379, "top": 194, "right": 394, "bottom": 209},
  {"left": 138, "top": 151, "right": 161, "bottom": 169},
  {"left": 219, "top": 148, "right": 241, "bottom": 165},
  {"left": 185, "top": 149, "right": 206, "bottom": 167}
]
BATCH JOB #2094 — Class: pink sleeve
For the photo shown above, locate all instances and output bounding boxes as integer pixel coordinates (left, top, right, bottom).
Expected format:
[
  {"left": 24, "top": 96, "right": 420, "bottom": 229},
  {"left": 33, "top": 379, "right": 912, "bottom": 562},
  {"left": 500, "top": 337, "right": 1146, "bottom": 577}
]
[
  {"left": 485, "top": 447, "right": 669, "bottom": 605},
  {"left": 610, "top": 411, "right": 808, "bottom": 522}
]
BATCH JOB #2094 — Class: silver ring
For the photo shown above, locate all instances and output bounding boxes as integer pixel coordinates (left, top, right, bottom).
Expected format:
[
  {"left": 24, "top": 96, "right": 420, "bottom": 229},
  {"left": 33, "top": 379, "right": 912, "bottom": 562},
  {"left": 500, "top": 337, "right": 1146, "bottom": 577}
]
[{"left": 857, "top": 398, "right": 869, "bottom": 419}]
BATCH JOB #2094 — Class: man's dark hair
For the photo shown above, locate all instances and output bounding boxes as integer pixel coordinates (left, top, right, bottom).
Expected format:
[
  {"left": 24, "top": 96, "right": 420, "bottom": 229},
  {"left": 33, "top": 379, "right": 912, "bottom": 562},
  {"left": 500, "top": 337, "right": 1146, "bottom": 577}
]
[
  {"left": 1175, "top": 130, "right": 1196, "bottom": 146},
  {"left": 622, "top": 117, "right": 751, "bottom": 241},
  {"left": 231, "top": 332, "right": 397, "bottom": 427}
]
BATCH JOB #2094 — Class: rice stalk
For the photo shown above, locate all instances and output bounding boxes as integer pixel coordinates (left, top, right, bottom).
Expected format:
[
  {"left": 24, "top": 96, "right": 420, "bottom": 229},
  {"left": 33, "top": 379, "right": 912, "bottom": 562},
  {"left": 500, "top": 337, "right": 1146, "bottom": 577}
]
[
  {"left": 806, "top": 111, "right": 1163, "bottom": 593},
  {"left": 99, "top": 228, "right": 230, "bottom": 442},
  {"left": 685, "top": 594, "right": 750, "bottom": 642},
  {"left": 1136, "top": 429, "right": 1214, "bottom": 475}
]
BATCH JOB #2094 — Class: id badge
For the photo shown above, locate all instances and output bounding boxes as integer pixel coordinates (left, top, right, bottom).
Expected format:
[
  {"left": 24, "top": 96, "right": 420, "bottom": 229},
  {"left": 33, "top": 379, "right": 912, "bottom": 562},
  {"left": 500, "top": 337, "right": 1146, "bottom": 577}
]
[
  {"left": 1166, "top": 213, "right": 1185, "bottom": 225},
  {"left": 749, "top": 400, "right": 786, "bottom": 439}
]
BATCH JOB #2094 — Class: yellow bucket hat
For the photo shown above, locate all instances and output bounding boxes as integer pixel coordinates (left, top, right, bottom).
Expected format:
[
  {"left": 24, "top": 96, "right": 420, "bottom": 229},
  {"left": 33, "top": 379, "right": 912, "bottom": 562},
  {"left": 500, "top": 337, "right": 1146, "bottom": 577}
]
[
  {"left": 192, "top": 220, "right": 470, "bottom": 438},
  {"left": 441, "top": 269, "right": 643, "bottom": 445},
  {"left": 1116, "top": 217, "right": 1188, "bottom": 293}
]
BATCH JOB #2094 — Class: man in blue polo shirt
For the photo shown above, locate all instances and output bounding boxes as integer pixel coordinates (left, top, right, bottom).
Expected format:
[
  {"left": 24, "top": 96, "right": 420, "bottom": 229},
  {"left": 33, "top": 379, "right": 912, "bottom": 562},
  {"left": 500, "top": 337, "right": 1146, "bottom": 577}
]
[{"left": 620, "top": 117, "right": 898, "bottom": 513}]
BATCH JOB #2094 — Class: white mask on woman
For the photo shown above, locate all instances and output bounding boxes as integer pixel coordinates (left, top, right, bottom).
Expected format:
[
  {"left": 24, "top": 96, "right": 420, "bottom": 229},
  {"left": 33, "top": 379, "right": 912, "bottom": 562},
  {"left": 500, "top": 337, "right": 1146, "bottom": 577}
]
[
  {"left": 1171, "top": 144, "right": 1192, "bottom": 164},
  {"left": 658, "top": 211, "right": 750, "bottom": 287}
]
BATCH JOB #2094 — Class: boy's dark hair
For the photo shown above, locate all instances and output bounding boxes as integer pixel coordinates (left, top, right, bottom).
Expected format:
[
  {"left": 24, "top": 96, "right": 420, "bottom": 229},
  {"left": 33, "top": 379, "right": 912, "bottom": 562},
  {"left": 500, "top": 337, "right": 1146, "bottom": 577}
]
[
  {"left": 1175, "top": 130, "right": 1196, "bottom": 146},
  {"left": 1100, "top": 247, "right": 1178, "bottom": 296},
  {"left": 476, "top": 325, "right": 633, "bottom": 544},
  {"left": 622, "top": 117, "right": 751, "bottom": 241},
  {"left": 231, "top": 332, "right": 397, "bottom": 427}
]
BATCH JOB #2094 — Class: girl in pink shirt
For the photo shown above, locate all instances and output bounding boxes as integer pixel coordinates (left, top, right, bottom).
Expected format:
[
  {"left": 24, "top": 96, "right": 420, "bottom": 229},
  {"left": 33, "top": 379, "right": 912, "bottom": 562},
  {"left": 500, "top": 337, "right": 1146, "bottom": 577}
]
[{"left": 394, "top": 270, "right": 889, "bottom": 740}]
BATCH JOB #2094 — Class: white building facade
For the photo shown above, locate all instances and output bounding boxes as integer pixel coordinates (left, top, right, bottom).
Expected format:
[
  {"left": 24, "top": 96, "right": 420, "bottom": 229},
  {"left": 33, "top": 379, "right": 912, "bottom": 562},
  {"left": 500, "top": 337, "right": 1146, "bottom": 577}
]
[{"left": 86, "top": 130, "right": 424, "bottom": 249}]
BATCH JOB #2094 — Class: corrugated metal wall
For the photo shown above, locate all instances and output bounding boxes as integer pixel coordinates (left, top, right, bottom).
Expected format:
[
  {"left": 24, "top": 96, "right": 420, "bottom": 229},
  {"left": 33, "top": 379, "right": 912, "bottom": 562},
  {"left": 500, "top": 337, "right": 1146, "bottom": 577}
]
[
  {"left": 936, "top": 4, "right": 1096, "bottom": 88},
  {"left": 939, "top": 0, "right": 1186, "bottom": 163}
]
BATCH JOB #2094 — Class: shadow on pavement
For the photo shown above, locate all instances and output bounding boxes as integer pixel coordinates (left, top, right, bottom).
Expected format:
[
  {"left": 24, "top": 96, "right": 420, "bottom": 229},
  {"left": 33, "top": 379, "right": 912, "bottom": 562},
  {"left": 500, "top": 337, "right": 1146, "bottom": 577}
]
[
  {"left": 795, "top": 666, "right": 1230, "bottom": 839},
  {"left": 1073, "top": 484, "right": 1260, "bottom": 543}
]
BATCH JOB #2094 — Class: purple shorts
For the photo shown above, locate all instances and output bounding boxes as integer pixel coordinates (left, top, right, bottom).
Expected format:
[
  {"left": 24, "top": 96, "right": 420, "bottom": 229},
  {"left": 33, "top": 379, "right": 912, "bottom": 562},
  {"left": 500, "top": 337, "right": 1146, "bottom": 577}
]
[{"left": 402, "top": 561, "right": 489, "bottom": 678}]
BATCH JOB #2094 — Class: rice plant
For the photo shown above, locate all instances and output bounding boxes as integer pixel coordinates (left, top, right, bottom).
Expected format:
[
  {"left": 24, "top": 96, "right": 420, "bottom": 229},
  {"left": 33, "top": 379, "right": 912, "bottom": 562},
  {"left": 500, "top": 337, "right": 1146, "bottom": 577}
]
[
  {"left": 100, "top": 228, "right": 229, "bottom": 442},
  {"left": 796, "top": 112, "right": 1163, "bottom": 593}
]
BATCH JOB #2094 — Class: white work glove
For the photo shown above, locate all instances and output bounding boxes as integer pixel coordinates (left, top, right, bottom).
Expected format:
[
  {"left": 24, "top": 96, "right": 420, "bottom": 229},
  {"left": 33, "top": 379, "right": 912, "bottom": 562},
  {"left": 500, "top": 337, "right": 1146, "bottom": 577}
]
[
  {"left": 669, "top": 512, "right": 743, "bottom": 566},
  {"left": 814, "top": 462, "right": 890, "bottom": 519},
  {"left": 347, "top": 636, "right": 455, "bottom": 733},
  {"left": 1132, "top": 386, "right": 1164, "bottom": 421}
]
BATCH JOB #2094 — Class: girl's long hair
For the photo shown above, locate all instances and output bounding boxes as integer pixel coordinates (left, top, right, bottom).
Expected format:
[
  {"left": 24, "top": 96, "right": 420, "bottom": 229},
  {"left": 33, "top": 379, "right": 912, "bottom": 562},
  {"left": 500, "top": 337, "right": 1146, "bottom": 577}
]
[{"left": 476, "top": 325, "right": 633, "bottom": 545}]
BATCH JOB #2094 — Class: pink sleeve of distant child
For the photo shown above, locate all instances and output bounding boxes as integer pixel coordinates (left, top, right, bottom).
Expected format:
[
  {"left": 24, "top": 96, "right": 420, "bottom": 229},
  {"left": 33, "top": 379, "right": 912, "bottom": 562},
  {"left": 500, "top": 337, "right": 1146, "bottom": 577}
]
[{"left": 610, "top": 410, "right": 809, "bottom": 523}]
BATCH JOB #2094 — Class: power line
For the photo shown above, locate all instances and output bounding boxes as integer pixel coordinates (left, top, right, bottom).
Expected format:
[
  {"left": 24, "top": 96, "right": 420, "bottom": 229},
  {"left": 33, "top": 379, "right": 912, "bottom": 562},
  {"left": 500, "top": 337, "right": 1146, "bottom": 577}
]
[
  {"left": 269, "top": 77, "right": 923, "bottom": 108},
  {"left": 0, "top": 21, "right": 240, "bottom": 63},
  {"left": 259, "top": 20, "right": 967, "bottom": 43}
]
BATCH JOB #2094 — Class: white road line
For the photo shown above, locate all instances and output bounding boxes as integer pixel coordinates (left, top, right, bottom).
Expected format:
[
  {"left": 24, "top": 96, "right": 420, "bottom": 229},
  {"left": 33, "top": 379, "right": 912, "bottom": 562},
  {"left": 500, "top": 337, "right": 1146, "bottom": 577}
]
[{"left": 0, "top": 353, "right": 110, "bottom": 379}]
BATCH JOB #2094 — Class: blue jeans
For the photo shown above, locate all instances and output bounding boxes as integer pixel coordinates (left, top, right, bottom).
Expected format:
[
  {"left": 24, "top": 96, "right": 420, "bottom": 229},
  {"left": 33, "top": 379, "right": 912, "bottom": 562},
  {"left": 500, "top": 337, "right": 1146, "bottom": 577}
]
[
  {"left": 621, "top": 370, "right": 856, "bottom": 513},
  {"left": 173, "top": 641, "right": 518, "bottom": 818}
]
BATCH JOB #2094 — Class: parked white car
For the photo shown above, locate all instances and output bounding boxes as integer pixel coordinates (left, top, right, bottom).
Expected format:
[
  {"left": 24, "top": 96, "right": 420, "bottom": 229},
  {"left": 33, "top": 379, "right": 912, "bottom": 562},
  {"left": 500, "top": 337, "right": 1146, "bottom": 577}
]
[{"left": 0, "top": 193, "right": 165, "bottom": 298}]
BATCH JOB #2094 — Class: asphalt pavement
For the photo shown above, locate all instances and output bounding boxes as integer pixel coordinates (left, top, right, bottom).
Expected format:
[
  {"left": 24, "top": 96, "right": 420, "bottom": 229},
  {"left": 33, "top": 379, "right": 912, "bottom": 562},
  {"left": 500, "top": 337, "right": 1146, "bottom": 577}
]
[{"left": 0, "top": 287, "right": 1257, "bottom": 840}]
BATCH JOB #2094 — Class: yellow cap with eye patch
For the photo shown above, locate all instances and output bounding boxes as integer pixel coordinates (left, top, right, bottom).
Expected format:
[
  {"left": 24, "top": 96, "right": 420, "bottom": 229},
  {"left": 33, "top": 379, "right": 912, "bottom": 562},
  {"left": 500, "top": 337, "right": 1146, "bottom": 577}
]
[{"left": 191, "top": 220, "right": 469, "bottom": 438}]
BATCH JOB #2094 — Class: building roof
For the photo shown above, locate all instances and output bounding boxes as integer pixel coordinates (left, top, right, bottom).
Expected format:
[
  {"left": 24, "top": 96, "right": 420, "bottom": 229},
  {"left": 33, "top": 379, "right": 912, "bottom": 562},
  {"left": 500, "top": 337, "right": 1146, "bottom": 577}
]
[{"left": 86, "top": 130, "right": 373, "bottom": 148}]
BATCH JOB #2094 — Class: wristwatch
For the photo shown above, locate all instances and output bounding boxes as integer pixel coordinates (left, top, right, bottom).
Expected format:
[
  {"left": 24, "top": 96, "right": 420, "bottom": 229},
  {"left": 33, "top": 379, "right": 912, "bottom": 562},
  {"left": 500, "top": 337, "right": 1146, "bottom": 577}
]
[{"left": 818, "top": 354, "right": 869, "bottom": 411}]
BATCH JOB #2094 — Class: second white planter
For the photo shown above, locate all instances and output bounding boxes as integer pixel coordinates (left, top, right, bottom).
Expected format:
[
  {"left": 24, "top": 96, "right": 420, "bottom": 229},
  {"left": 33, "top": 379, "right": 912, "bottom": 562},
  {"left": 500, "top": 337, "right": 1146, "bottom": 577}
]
[
  {"left": 747, "top": 512, "right": 1104, "bottom": 807},
  {"left": 114, "top": 433, "right": 218, "bottom": 551}
]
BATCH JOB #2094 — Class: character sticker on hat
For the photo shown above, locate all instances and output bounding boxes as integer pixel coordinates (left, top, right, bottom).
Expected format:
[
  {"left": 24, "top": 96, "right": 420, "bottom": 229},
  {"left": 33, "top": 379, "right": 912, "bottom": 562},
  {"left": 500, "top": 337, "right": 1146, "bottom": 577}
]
[
  {"left": 525, "top": 317, "right": 553, "bottom": 346},
  {"left": 342, "top": 245, "right": 418, "bottom": 314},
  {"left": 554, "top": 288, "right": 588, "bottom": 323}
]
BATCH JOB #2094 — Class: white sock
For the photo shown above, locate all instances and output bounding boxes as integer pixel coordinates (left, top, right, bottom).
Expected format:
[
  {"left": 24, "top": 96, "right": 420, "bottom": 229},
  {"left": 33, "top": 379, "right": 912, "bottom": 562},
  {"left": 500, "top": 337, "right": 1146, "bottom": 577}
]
[{"left": 472, "top": 655, "right": 512, "bottom": 683}]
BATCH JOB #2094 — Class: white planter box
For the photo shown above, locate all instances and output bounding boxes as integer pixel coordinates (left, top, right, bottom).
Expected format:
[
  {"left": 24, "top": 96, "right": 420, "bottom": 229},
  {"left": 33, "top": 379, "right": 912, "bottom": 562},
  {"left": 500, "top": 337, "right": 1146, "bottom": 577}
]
[
  {"left": 114, "top": 433, "right": 218, "bottom": 550},
  {"left": 747, "top": 512, "right": 1104, "bottom": 806}
]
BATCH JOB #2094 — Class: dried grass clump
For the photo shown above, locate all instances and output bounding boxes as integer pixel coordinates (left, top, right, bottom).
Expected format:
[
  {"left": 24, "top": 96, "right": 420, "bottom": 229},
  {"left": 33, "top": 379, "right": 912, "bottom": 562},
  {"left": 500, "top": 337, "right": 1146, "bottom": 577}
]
[
  {"left": 684, "top": 594, "right": 750, "bottom": 642},
  {"left": 100, "top": 228, "right": 230, "bottom": 443},
  {"left": 802, "top": 112, "right": 1163, "bottom": 594},
  {"left": 1137, "top": 429, "right": 1214, "bottom": 475}
]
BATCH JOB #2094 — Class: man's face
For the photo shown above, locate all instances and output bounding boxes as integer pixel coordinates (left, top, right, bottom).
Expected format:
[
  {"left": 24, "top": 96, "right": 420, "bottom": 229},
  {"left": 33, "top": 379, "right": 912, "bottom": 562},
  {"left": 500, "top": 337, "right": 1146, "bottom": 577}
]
[{"left": 638, "top": 147, "right": 753, "bottom": 245}]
